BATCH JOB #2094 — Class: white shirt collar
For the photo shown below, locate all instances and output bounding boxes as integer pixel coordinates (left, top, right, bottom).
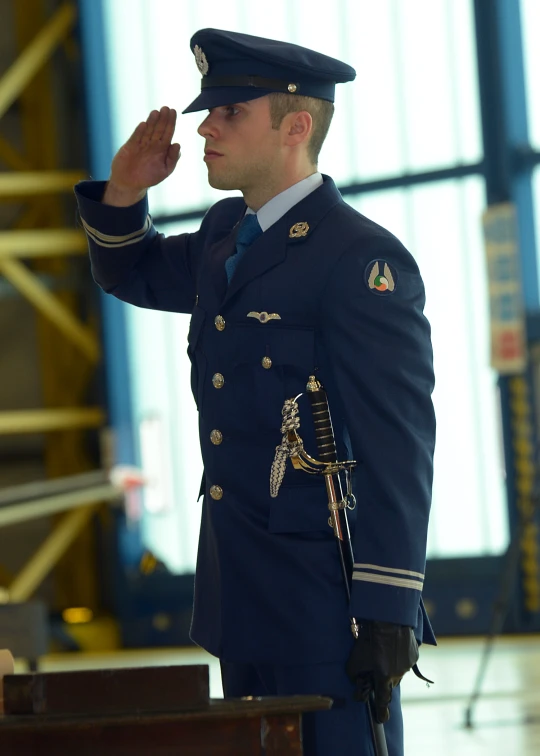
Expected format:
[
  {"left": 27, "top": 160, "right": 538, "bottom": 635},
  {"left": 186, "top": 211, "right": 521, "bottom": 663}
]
[{"left": 245, "top": 172, "right": 323, "bottom": 232}]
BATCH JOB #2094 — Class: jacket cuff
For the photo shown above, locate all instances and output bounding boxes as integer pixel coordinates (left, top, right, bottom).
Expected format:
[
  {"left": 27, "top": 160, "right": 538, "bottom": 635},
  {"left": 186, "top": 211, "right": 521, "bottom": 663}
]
[
  {"left": 74, "top": 180, "right": 150, "bottom": 242},
  {"left": 350, "top": 566, "right": 422, "bottom": 628}
]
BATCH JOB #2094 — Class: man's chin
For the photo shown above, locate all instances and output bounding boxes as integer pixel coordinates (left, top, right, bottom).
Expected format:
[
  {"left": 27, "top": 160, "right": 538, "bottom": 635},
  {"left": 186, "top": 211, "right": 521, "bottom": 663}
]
[{"left": 206, "top": 170, "right": 240, "bottom": 192}]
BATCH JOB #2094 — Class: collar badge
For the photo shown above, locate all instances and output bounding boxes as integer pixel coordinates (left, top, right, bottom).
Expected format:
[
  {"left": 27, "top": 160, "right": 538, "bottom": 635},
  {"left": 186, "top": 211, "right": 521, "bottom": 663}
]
[
  {"left": 289, "top": 222, "right": 309, "bottom": 239},
  {"left": 194, "top": 45, "right": 209, "bottom": 76}
]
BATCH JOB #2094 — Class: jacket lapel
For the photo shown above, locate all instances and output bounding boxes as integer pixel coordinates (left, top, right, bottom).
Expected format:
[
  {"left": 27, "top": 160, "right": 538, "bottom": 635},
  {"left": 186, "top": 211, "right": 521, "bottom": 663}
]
[
  {"left": 222, "top": 175, "right": 343, "bottom": 305},
  {"left": 209, "top": 221, "right": 242, "bottom": 302},
  {"left": 223, "top": 221, "right": 287, "bottom": 304}
]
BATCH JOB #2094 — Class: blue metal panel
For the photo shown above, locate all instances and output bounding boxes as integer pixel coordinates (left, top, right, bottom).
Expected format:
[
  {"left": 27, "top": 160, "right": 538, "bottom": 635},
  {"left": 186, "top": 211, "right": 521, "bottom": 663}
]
[
  {"left": 77, "top": 0, "right": 136, "bottom": 468},
  {"left": 497, "top": 0, "right": 539, "bottom": 309},
  {"left": 77, "top": 0, "right": 143, "bottom": 574}
]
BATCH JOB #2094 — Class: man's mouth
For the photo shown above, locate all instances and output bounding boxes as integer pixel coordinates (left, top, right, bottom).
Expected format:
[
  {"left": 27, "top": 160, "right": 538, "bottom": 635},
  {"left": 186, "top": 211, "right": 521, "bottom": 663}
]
[{"left": 204, "top": 149, "right": 224, "bottom": 160}]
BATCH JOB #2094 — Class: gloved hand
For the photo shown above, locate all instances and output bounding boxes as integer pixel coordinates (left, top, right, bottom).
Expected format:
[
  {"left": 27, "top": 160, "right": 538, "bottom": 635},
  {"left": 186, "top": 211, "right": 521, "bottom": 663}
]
[{"left": 345, "top": 620, "right": 419, "bottom": 724}]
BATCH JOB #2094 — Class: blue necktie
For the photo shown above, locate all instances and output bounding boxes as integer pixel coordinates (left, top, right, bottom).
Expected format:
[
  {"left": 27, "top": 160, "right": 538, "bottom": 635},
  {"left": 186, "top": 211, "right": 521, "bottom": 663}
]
[{"left": 225, "top": 213, "right": 263, "bottom": 283}]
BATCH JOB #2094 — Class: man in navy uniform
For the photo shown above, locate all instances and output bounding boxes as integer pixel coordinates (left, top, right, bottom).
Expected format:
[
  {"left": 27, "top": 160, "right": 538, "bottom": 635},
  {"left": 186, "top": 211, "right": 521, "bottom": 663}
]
[{"left": 75, "top": 28, "right": 436, "bottom": 756}]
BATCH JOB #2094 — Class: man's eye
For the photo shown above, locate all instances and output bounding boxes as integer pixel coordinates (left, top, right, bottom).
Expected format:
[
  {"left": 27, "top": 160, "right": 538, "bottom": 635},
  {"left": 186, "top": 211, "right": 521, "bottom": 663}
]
[{"left": 225, "top": 106, "right": 240, "bottom": 116}]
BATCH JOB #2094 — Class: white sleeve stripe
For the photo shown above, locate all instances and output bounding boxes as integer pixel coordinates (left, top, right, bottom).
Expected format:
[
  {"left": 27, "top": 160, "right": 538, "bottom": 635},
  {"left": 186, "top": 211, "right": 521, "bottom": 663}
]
[
  {"left": 83, "top": 221, "right": 151, "bottom": 249},
  {"left": 83, "top": 227, "right": 150, "bottom": 249},
  {"left": 86, "top": 226, "right": 151, "bottom": 249},
  {"left": 353, "top": 562, "right": 425, "bottom": 580},
  {"left": 81, "top": 216, "right": 151, "bottom": 244},
  {"left": 352, "top": 571, "right": 424, "bottom": 591}
]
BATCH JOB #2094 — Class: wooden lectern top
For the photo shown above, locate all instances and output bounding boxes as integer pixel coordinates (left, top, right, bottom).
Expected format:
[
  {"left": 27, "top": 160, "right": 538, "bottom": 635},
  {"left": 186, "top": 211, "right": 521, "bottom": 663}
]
[{"left": 0, "top": 664, "right": 333, "bottom": 755}]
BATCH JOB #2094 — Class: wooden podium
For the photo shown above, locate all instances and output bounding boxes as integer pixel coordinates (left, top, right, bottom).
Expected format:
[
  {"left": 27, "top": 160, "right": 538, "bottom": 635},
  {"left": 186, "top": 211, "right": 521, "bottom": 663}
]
[{"left": 0, "top": 664, "right": 332, "bottom": 755}]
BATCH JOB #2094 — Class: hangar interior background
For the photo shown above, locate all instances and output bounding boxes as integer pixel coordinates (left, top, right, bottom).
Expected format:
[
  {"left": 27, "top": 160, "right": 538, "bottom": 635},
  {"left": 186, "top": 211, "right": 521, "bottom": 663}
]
[{"left": 0, "top": 0, "right": 539, "bottom": 650}]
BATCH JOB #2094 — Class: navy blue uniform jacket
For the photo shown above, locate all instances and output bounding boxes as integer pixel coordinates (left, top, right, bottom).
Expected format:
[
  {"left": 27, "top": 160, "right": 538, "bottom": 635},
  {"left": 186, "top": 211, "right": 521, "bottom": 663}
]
[{"left": 75, "top": 175, "right": 436, "bottom": 663}]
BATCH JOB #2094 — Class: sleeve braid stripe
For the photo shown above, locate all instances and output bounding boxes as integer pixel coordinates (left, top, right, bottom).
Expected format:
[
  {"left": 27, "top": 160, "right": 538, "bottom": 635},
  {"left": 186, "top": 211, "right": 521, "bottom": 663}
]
[
  {"left": 352, "top": 571, "right": 423, "bottom": 591},
  {"left": 81, "top": 215, "right": 152, "bottom": 247},
  {"left": 353, "top": 562, "right": 425, "bottom": 580}
]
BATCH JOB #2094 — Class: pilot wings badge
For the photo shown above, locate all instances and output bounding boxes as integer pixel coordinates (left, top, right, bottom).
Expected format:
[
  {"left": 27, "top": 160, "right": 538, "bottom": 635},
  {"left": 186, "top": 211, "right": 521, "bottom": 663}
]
[{"left": 247, "top": 311, "right": 281, "bottom": 324}]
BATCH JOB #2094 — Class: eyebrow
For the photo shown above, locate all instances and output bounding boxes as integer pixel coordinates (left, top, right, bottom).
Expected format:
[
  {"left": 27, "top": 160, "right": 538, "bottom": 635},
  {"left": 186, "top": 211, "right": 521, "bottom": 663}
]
[{"left": 208, "top": 101, "right": 250, "bottom": 111}]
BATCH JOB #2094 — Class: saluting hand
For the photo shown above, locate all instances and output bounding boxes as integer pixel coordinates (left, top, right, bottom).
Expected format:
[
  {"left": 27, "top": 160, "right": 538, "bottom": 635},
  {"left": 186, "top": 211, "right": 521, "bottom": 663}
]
[{"left": 103, "top": 106, "right": 181, "bottom": 206}]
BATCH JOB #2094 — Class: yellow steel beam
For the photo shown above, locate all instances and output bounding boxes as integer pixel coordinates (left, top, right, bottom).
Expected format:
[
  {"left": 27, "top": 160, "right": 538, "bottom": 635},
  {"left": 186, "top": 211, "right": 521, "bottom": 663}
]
[
  {"left": 0, "top": 229, "right": 87, "bottom": 258},
  {"left": 0, "top": 258, "right": 100, "bottom": 361},
  {"left": 0, "top": 3, "right": 77, "bottom": 120},
  {"left": 0, "top": 486, "right": 119, "bottom": 529},
  {"left": 0, "top": 407, "right": 104, "bottom": 435},
  {"left": 0, "top": 171, "right": 85, "bottom": 196},
  {"left": 8, "top": 504, "right": 99, "bottom": 603},
  {"left": 0, "top": 135, "right": 31, "bottom": 171}
]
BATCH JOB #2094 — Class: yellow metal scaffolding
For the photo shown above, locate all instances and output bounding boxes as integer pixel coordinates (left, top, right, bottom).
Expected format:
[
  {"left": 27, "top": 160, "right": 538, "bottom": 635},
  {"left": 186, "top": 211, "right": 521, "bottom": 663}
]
[{"left": 0, "top": 0, "right": 105, "bottom": 616}]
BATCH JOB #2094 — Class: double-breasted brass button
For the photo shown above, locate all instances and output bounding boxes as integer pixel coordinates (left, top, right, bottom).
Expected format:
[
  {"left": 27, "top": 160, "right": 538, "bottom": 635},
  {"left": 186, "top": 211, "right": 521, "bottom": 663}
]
[
  {"left": 210, "top": 485, "right": 223, "bottom": 500},
  {"left": 262, "top": 356, "right": 272, "bottom": 369},
  {"left": 210, "top": 430, "right": 223, "bottom": 445},
  {"left": 212, "top": 373, "right": 225, "bottom": 389},
  {"left": 215, "top": 315, "right": 226, "bottom": 331}
]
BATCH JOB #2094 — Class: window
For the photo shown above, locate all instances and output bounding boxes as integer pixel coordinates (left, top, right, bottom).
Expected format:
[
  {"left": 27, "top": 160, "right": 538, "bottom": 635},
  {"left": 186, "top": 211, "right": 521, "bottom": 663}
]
[
  {"left": 521, "top": 0, "right": 540, "bottom": 149},
  {"left": 101, "top": 0, "right": 507, "bottom": 570}
]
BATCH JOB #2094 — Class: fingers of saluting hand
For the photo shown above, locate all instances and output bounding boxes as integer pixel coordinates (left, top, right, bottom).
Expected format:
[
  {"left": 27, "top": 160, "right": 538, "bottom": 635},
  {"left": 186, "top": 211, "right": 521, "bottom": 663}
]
[
  {"left": 139, "top": 109, "right": 161, "bottom": 145},
  {"left": 165, "top": 142, "right": 181, "bottom": 171},
  {"left": 132, "top": 107, "right": 175, "bottom": 147},
  {"left": 148, "top": 106, "right": 176, "bottom": 143},
  {"left": 159, "top": 108, "right": 177, "bottom": 144},
  {"left": 128, "top": 120, "right": 148, "bottom": 145}
]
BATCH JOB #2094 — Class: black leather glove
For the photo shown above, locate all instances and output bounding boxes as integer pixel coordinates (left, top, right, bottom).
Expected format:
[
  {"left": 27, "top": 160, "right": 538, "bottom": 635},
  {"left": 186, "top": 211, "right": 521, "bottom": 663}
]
[{"left": 345, "top": 620, "right": 419, "bottom": 724}]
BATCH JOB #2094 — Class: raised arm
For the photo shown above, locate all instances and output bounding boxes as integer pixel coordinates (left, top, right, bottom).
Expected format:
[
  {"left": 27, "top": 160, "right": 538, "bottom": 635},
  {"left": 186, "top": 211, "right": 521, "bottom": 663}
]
[{"left": 75, "top": 107, "right": 198, "bottom": 313}]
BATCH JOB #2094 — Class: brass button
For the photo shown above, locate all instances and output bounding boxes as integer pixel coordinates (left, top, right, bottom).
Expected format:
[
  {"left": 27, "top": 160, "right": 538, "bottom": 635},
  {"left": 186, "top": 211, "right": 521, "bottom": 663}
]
[
  {"left": 210, "top": 485, "right": 223, "bottom": 501},
  {"left": 210, "top": 430, "right": 223, "bottom": 445},
  {"left": 262, "top": 356, "right": 272, "bottom": 369},
  {"left": 212, "top": 373, "right": 225, "bottom": 389},
  {"left": 215, "top": 315, "right": 225, "bottom": 331},
  {"left": 288, "top": 83, "right": 297, "bottom": 93}
]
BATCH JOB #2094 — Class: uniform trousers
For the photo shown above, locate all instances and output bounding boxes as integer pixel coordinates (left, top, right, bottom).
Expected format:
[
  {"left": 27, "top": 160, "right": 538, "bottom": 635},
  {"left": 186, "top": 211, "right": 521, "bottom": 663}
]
[{"left": 220, "top": 659, "right": 404, "bottom": 756}]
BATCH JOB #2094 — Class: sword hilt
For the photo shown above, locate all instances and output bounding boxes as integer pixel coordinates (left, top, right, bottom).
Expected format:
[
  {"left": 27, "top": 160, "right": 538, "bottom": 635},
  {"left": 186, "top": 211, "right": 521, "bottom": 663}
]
[{"left": 306, "top": 376, "right": 338, "bottom": 463}]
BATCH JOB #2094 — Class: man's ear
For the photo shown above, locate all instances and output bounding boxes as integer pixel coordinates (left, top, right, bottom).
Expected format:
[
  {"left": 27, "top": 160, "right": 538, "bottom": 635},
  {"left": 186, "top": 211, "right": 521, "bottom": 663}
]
[{"left": 284, "top": 111, "right": 313, "bottom": 147}]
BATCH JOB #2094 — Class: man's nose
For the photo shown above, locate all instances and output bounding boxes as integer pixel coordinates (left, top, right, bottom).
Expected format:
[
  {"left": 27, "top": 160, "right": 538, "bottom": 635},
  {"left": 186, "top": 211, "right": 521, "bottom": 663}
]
[{"left": 198, "top": 113, "right": 219, "bottom": 139}]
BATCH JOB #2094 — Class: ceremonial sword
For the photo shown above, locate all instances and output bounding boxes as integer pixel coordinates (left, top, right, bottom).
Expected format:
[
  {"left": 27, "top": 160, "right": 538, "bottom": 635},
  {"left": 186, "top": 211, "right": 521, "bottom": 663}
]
[{"left": 270, "top": 376, "right": 389, "bottom": 756}]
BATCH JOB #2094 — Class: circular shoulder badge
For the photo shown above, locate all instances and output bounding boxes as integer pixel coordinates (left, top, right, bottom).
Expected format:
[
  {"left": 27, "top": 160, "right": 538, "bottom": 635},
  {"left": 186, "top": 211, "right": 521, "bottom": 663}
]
[{"left": 364, "top": 259, "right": 398, "bottom": 295}]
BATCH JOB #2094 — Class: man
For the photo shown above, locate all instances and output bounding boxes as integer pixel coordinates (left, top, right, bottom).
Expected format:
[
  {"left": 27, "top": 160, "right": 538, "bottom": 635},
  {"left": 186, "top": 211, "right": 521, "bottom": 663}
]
[{"left": 75, "top": 28, "right": 436, "bottom": 756}]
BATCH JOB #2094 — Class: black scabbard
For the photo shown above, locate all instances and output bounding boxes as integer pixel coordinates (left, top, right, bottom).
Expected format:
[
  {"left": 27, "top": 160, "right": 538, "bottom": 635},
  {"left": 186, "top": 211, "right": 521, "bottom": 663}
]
[{"left": 306, "top": 378, "right": 389, "bottom": 756}]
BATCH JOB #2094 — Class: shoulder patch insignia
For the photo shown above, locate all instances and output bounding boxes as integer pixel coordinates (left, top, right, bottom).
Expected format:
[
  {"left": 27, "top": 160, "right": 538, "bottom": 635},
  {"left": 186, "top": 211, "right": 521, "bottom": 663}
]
[{"left": 365, "top": 260, "right": 398, "bottom": 295}]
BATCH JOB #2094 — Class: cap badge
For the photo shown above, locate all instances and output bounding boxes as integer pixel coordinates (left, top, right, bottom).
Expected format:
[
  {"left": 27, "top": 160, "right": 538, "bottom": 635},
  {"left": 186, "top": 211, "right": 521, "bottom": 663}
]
[
  {"left": 194, "top": 45, "right": 209, "bottom": 76},
  {"left": 289, "top": 222, "right": 309, "bottom": 239},
  {"left": 365, "top": 260, "right": 397, "bottom": 295},
  {"left": 247, "top": 311, "right": 281, "bottom": 324}
]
